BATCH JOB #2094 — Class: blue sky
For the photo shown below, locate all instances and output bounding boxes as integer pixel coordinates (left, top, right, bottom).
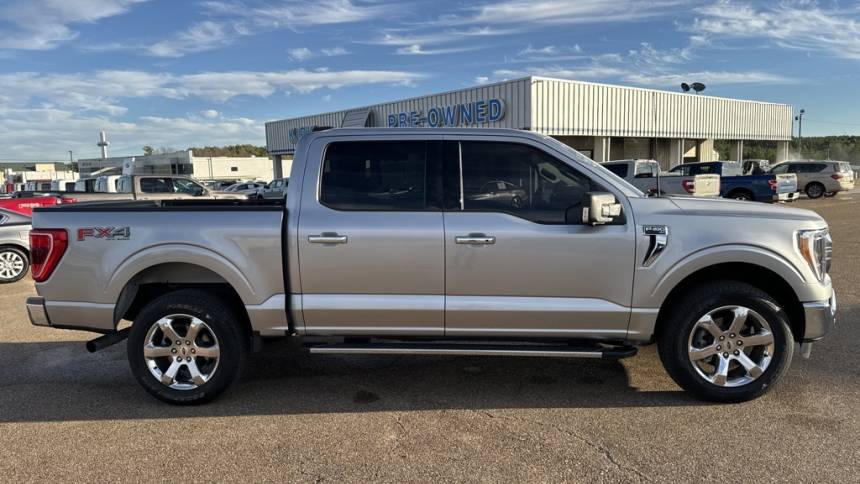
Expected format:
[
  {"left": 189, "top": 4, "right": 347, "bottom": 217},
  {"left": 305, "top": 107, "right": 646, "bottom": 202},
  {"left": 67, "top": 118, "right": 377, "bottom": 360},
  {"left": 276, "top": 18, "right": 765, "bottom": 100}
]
[{"left": 2, "top": 0, "right": 860, "bottom": 160}]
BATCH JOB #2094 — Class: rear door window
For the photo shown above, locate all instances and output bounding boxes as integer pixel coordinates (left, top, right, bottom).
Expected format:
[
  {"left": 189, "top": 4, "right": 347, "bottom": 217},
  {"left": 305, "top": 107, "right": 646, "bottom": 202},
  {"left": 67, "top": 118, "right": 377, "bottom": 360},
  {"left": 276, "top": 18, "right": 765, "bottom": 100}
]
[
  {"left": 140, "top": 178, "right": 173, "bottom": 193},
  {"left": 320, "top": 141, "right": 432, "bottom": 211}
]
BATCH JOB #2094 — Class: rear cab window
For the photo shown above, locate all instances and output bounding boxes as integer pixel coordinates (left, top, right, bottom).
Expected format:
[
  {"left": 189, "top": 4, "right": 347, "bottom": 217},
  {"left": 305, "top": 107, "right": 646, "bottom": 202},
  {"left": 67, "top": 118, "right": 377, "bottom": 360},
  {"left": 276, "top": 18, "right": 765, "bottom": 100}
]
[{"left": 320, "top": 141, "right": 435, "bottom": 211}]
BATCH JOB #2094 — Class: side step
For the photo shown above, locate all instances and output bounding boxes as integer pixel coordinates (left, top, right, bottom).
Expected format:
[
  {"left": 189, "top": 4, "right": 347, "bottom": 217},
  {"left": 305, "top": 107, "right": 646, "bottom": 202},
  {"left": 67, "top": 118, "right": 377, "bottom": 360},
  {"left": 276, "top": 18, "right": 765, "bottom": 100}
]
[{"left": 306, "top": 342, "right": 638, "bottom": 360}]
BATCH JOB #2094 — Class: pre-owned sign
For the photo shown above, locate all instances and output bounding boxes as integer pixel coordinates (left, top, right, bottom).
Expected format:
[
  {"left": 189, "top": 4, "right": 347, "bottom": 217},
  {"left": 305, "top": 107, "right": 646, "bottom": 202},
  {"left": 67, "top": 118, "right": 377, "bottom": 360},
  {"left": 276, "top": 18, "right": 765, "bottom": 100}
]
[{"left": 387, "top": 98, "right": 505, "bottom": 128}]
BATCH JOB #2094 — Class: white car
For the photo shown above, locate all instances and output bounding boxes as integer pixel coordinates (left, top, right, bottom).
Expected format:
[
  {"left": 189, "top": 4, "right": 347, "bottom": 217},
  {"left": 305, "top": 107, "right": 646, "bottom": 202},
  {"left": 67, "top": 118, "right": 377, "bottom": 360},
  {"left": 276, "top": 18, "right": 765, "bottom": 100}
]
[{"left": 224, "top": 182, "right": 266, "bottom": 196}]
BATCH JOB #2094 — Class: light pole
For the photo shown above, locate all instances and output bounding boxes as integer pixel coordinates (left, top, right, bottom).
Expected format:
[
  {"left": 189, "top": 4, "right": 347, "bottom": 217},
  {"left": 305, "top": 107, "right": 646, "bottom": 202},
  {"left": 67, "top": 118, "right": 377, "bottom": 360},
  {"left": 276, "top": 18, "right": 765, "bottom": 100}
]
[{"left": 795, "top": 109, "right": 805, "bottom": 156}]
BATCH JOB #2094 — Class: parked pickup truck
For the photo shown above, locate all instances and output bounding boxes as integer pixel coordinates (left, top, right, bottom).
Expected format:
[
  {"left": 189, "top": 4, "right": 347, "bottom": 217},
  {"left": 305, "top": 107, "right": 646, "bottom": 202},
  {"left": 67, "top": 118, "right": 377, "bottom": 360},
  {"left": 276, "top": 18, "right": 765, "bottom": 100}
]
[
  {"left": 601, "top": 159, "right": 720, "bottom": 197},
  {"left": 669, "top": 161, "right": 798, "bottom": 203},
  {"left": 27, "top": 128, "right": 836, "bottom": 405},
  {"left": 68, "top": 175, "right": 247, "bottom": 201}
]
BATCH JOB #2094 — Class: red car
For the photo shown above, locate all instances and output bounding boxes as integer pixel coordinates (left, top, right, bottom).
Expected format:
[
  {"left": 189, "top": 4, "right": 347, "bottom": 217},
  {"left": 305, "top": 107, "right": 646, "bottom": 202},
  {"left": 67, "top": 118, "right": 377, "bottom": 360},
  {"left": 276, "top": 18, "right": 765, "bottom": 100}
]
[{"left": 0, "top": 195, "right": 77, "bottom": 216}]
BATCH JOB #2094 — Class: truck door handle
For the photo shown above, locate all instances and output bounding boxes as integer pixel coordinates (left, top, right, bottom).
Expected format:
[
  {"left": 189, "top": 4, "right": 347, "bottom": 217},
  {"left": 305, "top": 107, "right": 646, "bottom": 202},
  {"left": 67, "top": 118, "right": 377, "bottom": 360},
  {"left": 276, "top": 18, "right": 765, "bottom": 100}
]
[
  {"left": 308, "top": 234, "right": 348, "bottom": 244},
  {"left": 455, "top": 234, "right": 496, "bottom": 245}
]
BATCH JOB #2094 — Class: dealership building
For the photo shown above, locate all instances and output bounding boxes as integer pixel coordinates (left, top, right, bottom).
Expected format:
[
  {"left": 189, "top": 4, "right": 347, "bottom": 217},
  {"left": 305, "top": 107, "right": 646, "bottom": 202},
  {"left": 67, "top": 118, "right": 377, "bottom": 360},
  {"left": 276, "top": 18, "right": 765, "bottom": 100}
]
[{"left": 265, "top": 76, "right": 793, "bottom": 177}]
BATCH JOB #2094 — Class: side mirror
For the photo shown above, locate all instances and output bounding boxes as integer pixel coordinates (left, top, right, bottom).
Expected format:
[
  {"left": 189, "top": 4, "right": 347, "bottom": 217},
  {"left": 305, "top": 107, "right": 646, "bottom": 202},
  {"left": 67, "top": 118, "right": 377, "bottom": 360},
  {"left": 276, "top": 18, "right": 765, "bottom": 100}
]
[{"left": 583, "top": 192, "right": 621, "bottom": 225}]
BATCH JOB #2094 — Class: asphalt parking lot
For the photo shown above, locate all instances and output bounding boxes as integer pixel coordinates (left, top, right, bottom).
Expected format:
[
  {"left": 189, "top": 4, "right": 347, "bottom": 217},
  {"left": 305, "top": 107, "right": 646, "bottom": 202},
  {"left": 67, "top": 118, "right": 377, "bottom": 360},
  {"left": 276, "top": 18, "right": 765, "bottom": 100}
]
[{"left": 1, "top": 194, "right": 858, "bottom": 483}]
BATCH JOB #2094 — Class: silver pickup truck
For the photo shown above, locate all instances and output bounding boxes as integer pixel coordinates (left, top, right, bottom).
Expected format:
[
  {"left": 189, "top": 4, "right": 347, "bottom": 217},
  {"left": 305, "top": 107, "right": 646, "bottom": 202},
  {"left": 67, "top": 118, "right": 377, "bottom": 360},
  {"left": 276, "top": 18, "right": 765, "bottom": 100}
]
[{"left": 27, "top": 128, "right": 836, "bottom": 405}]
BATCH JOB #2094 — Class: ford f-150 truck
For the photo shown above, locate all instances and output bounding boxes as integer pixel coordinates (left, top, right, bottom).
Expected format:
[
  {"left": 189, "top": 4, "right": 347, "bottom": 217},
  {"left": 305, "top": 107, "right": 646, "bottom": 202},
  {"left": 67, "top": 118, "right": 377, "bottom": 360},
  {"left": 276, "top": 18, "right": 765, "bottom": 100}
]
[
  {"left": 601, "top": 159, "right": 720, "bottom": 197},
  {"left": 27, "top": 129, "right": 836, "bottom": 405},
  {"left": 669, "top": 161, "right": 799, "bottom": 203}
]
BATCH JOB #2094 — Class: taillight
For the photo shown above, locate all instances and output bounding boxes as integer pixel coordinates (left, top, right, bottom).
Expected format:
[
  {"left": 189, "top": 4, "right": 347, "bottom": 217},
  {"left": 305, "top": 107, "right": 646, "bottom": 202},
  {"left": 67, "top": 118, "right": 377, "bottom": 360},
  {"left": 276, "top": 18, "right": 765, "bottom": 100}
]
[
  {"left": 831, "top": 173, "right": 843, "bottom": 180},
  {"left": 29, "top": 229, "right": 68, "bottom": 282},
  {"left": 682, "top": 180, "right": 695, "bottom": 194},
  {"left": 768, "top": 179, "right": 778, "bottom": 191}
]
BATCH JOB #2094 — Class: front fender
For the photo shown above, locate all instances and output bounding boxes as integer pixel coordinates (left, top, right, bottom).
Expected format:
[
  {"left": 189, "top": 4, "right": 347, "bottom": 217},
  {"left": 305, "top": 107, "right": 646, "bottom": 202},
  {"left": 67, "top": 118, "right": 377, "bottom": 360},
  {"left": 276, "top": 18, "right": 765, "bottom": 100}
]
[{"left": 645, "top": 244, "right": 809, "bottom": 307}]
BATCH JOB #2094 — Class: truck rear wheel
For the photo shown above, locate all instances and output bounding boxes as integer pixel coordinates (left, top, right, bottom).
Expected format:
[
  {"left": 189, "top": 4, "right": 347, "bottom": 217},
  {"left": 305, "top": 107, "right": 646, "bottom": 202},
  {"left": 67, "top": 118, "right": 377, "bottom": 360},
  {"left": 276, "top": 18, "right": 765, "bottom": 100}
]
[
  {"left": 728, "top": 189, "right": 753, "bottom": 201},
  {"left": 658, "top": 281, "right": 794, "bottom": 403},
  {"left": 127, "top": 289, "right": 247, "bottom": 405}
]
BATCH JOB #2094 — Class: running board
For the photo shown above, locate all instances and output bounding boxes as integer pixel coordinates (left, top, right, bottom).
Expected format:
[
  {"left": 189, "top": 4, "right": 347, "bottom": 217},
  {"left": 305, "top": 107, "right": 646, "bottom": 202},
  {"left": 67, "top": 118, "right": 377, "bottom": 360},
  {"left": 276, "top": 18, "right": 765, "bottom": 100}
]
[{"left": 306, "top": 342, "right": 638, "bottom": 359}]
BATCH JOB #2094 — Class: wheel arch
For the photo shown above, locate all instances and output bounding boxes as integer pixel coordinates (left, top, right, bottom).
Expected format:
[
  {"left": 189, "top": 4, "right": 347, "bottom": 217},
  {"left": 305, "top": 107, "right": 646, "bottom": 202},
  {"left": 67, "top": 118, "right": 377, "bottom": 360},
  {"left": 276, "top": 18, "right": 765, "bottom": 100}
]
[
  {"left": 726, "top": 188, "right": 753, "bottom": 199},
  {"left": 655, "top": 262, "right": 806, "bottom": 343},
  {"left": 114, "top": 262, "right": 252, "bottom": 339},
  {"left": 0, "top": 243, "right": 29, "bottom": 256}
]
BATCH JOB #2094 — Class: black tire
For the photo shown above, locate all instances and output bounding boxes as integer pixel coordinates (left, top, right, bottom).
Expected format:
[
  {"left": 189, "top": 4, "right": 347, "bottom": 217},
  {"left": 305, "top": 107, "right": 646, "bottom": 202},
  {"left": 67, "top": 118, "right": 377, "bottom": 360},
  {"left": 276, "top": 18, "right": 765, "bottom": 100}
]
[
  {"left": 728, "top": 190, "right": 753, "bottom": 201},
  {"left": 805, "top": 182, "right": 825, "bottom": 199},
  {"left": 0, "top": 246, "right": 29, "bottom": 283},
  {"left": 127, "top": 289, "right": 248, "bottom": 405},
  {"left": 658, "top": 281, "right": 794, "bottom": 403}
]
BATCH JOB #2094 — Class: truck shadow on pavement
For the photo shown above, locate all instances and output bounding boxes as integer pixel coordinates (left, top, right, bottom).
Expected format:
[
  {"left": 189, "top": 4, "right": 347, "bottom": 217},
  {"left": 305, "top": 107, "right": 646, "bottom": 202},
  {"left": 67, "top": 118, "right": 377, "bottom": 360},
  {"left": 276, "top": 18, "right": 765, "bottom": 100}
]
[{"left": 0, "top": 338, "right": 709, "bottom": 423}]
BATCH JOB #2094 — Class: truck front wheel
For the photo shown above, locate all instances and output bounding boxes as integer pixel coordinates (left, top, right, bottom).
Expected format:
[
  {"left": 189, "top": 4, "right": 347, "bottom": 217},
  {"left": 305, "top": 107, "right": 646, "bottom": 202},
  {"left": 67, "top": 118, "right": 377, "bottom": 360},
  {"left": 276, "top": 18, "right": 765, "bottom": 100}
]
[
  {"left": 127, "top": 289, "right": 248, "bottom": 405},
  {"left": 658, "top": 281, "right": 794, "bottom": 403}
]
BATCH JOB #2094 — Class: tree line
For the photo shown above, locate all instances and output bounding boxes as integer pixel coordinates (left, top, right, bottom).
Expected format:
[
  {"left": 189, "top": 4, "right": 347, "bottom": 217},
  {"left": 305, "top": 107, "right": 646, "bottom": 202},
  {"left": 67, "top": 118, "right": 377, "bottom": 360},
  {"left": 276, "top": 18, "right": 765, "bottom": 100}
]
[
  {"left": 715, "top": 136, "right": 860, "bottom": 164},
  {"left": 142, "top": 144, "right": 268, "bottom": 157}
]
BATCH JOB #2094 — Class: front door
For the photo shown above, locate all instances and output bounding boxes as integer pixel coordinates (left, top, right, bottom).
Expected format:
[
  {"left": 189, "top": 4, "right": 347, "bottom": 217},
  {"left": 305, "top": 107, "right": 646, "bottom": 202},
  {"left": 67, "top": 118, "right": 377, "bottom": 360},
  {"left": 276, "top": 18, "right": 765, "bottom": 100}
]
[
  {"left": 297, "top": 139, "right": 445, "bottom": 336},
  {"left": 443, "top": 140, "right": 636, "bottom": 339}
]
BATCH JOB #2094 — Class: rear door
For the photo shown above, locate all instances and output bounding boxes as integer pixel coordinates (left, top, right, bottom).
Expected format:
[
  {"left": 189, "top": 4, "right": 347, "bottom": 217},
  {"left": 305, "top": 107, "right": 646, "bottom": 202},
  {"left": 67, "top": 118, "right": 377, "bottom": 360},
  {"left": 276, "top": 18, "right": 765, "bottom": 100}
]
[
  {"left": 442, "top": 138, "right": 636, "bottom": 339},
  {"left": 297, "top": 138, "right": 446, "bottom": 336}
]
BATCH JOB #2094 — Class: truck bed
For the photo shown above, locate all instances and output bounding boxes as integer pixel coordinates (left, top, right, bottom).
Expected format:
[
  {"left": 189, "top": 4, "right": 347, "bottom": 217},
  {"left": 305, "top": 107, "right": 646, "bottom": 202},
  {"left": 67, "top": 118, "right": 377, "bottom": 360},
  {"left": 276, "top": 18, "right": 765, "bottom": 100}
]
[{"left": 31, "top": 200, "right": 288, "bottom": 333}]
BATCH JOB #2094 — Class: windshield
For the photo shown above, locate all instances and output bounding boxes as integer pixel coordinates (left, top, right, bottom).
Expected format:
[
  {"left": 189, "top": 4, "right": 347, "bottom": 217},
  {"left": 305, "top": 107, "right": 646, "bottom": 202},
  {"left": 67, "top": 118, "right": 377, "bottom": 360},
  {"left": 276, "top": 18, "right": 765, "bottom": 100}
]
[{"left": 540, "top": 136, "right": 644, "bottom": 197}]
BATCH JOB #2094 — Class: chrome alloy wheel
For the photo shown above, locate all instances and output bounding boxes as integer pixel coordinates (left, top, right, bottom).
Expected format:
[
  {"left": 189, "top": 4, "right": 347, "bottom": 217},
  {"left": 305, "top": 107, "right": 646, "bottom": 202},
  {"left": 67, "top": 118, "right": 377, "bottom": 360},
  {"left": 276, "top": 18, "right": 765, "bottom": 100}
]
[
  {"left": 687, "top": 306, "right": 775, "bottom": 387},
  {"left": 143, "top": 314, "right": 220, "bottom": 390},
  {"left": 0, "top": 250, "right": 25, "bottom": 280}
]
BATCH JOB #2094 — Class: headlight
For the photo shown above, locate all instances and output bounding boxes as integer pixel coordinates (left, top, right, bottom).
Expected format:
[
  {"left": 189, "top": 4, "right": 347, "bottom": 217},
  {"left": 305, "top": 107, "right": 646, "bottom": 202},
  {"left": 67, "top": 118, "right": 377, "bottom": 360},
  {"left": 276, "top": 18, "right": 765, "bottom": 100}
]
[{"left": 796, "top": 229, "right": 832, "bottom": 282}]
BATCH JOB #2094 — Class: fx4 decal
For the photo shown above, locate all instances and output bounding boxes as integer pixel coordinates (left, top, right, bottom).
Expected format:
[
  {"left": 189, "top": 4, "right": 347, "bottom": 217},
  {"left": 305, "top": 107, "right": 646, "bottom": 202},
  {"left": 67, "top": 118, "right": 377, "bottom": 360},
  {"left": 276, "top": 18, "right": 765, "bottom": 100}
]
[{"left": 77, "top": 227, "right": 131, "bottom": 241}]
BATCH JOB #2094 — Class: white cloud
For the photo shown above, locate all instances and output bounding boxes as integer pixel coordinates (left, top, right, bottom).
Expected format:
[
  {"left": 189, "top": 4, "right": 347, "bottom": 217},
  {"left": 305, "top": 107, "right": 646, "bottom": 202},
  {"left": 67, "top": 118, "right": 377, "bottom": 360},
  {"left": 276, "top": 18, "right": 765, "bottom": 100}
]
[
  {"left": 439, "top": 0, "right": 687, "bottom": 26},
  {"left": 690, "top": 1, "right": 860, "bottom": 60},
  {"left": 288, "top": 46, "right": 350, "bottom": 61},
  {"left": 370, "top": 27, "right": 517, "bottom": 47},
  {"left": 0, "top": 0, "right": 149, "bottom": 50},
  {"left": 149, "top": 1, "right": 394, "bottom": 58},
  {"left": 0, "top": 68, "right": 423, "bottom": 107},
  {"left": 201, "top": 109, "right": 220, "bottom": 118},
  {"left": 0, "top": 107, "right": 264, "bottom": 160},
  {"left": 321, "top": 47, "right": 349, "bottom": 56},
  {"left": 288, "top": 47, "right": 314, "bottom": 61},
  {"left": 509, "top": 44, "right": 585, "bottom": 63},
  {"left": 394, "top": 44, "right": 481, "bottom": 55},
  {"left": 488, "top": 41, "right": 791, "bottom": 88},
  {"left": 148, "top": 20, "right": 246, "bottom": 58},
  {"left": 474, "top": 76, "right": 490, "bottom": 85}
]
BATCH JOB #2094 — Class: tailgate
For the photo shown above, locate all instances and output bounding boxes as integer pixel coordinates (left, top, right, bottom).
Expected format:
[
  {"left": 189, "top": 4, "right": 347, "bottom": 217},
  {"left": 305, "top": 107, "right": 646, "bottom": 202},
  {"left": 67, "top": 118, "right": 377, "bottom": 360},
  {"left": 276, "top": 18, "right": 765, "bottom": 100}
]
[
  {"left": 691, "top": 174, "right": 721, "bottom": 198},
  {"left": 774, "top": 174, "right": 797, "bottom": 194}
]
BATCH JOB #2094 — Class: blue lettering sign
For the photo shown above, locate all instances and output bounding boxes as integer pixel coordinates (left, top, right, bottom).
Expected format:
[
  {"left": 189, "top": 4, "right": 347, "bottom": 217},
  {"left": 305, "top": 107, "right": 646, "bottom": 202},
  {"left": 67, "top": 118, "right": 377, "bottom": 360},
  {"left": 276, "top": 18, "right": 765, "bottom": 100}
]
[
  {"left": 475, "top": 100, "right": 487, "bottom": 123},
  {"left": 427, "top": 108, "right": 440, "bottom": 127},
  {"left": 289, "top": 125, "right": 316, "bottom": 144},
  {"left": 443, "top": 105, "right": 458, "bottom": 126},
  {"left": 460, "top": 103, "right": 473, "bottom": 125},
  {"left": 387, "top": 97, "right": 506, "bottom": 129},
  {"left": 488, "top": 99, "right": 504, "bottom": 122}
]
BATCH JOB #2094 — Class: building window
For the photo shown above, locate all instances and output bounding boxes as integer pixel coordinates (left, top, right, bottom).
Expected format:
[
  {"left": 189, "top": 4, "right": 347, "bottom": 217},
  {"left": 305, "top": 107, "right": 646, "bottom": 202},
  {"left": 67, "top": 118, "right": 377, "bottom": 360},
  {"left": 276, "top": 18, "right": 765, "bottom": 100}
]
[{"left": 230, "top": 167, "right": 238, "bottom": 172}]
